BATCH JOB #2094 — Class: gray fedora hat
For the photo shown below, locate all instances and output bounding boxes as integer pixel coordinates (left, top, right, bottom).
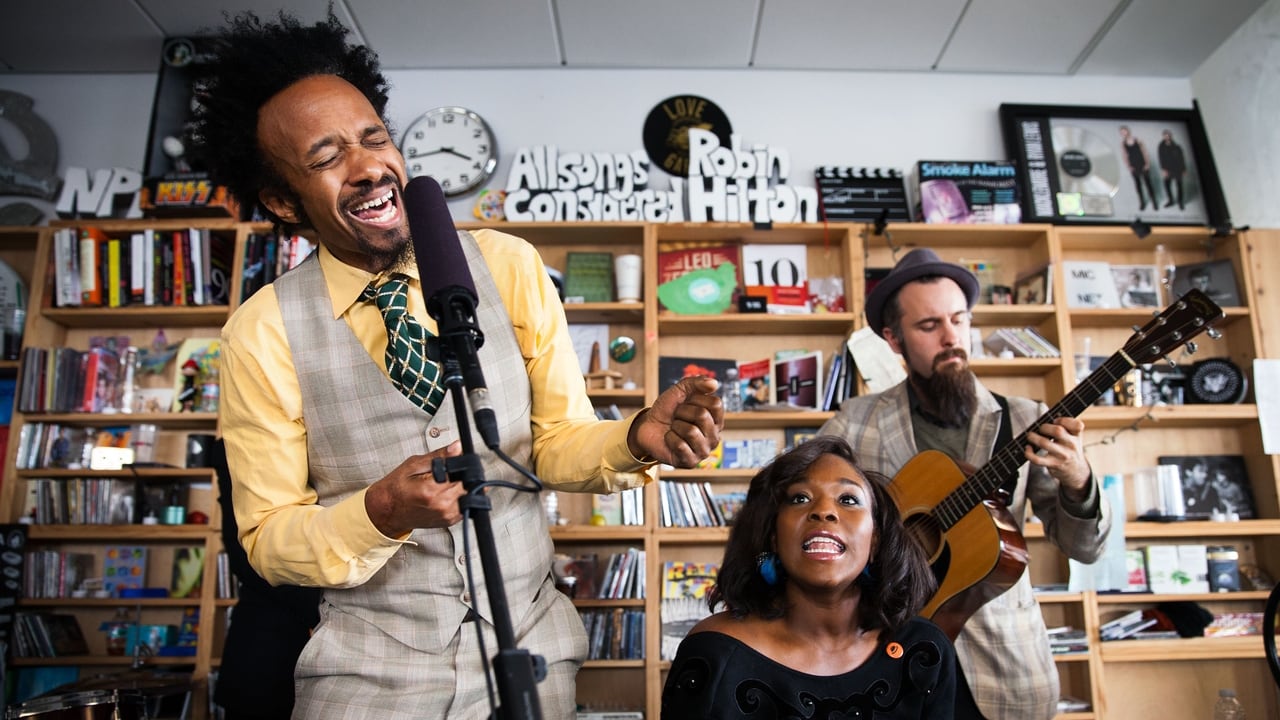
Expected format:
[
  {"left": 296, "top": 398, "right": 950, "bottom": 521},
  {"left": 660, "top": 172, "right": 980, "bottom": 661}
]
[{"left": 865, "top": 248, "right": 979, "bottom": 337}]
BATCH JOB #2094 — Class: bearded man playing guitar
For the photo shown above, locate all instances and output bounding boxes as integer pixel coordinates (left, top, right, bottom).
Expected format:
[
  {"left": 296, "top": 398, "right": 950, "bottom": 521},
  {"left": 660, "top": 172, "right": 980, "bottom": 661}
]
[{"left": 819, "top": 249, "right": 1112, "bottom": 720}]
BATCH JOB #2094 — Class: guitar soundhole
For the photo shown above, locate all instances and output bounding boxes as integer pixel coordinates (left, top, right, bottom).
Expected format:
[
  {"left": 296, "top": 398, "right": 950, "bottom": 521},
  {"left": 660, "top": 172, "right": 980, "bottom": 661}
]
[{"left": 902, "top": 512, "right": 943, "bottom": 563}]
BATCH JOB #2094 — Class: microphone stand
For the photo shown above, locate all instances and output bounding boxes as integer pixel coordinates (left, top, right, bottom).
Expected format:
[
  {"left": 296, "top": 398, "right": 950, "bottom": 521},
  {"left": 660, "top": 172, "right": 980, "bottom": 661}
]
[{"left": 428, "top": 345, "right": 545, "bottom": 720}]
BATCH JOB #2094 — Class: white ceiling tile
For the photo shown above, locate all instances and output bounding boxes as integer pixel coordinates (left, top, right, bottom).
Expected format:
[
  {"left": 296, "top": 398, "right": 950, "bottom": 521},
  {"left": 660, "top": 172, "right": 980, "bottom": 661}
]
[
  {"left": 1077, "top": 0, "right": 1267, "bottom": 76},
  {"left": 350, "top": 0, "right": 560, "bottom": 69},
  {"left": 139, "top": 0, "right": 351, "bottom": 39},
  {"left": 1, "top": 0, "right": 162, "bottom": 73},
  {"left": 938, "top": 0, "right": 1119, "bottom": 74},
  {"left": 753, "top": 0, "right": 966, "bottom": 70},
  {"left": 556, "top": 0, "right": 759, "bottom": 67},
  {"left": 0, "top": 0, "right": 1267, "bottom": 76}
]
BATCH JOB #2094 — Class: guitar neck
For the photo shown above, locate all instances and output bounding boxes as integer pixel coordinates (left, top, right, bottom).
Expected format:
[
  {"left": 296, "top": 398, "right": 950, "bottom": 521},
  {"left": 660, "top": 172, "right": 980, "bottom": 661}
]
[
  {"left": 940, "top": 355, "right": 1134, "bottom": 528},
  {"left": 933, "top": 289, "right": 1223, "bottom": 531}
]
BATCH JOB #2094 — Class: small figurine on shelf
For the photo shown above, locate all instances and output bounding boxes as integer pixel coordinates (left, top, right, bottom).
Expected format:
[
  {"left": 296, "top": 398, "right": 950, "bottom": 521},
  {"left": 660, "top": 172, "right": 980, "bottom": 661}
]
[
  {"left": 136, "top": 329, "right": 182, "bottom": 376},
  {"left": 167, "top": 338, "right": 220, "bottom": 413},
  {"left": 100, "top": 607, "right": 133, "bottom": 656},
  {"left": 583, "top": 340, "right": 623, "bottom": 390},
  {"left": 177, "top": 358, "right": 200, "bottom": 412}
]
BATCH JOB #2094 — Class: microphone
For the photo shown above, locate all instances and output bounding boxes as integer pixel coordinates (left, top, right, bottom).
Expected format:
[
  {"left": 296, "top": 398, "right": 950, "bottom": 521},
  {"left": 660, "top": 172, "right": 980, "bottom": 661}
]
[{"left": 403, "top": 175, "right": 500, "bottom": 450}]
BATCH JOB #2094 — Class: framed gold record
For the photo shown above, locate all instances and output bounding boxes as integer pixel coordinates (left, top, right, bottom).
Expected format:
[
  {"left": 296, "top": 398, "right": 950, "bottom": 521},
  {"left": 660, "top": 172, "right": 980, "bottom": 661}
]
[{"left": 999, "top": 102, "right": 1231, "bottom": 230}]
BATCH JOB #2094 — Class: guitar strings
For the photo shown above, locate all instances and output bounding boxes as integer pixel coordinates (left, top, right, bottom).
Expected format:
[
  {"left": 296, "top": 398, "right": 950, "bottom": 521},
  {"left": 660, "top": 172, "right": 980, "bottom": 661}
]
[{"left": 934, "top": 306, "right": 1210, "bottom": 527}]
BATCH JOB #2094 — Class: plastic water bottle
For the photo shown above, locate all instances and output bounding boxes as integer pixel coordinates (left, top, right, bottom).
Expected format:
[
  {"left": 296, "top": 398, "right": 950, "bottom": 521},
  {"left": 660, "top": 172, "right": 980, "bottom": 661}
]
[
  {"left": 1213, "top": 688, "right": 1245, "bottom": 719},
  {"left": 1155, "top": 243, "right": 1176, "bottom": 304},
  {"left": 722, "top": 367, "right": 742, "bottom": 412}
]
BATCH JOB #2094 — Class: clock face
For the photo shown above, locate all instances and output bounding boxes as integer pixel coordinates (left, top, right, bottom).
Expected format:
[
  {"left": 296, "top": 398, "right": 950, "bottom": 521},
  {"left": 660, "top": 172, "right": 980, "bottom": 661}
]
[{"left": 400, "top": 107, "right": 497, "bottom": 197}]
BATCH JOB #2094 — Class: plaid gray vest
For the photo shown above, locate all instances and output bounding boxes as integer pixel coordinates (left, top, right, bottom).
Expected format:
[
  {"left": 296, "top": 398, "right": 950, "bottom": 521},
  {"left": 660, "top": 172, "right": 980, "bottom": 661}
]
[{"left": 275, "top": 230, "right": 550, "bottom": 653}]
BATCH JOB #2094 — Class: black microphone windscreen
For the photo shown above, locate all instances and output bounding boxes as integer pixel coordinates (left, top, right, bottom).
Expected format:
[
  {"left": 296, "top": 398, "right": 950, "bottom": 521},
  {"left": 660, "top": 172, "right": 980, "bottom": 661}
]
[{"left": 403, "top": 175, "right": 476, "bottom": 302}]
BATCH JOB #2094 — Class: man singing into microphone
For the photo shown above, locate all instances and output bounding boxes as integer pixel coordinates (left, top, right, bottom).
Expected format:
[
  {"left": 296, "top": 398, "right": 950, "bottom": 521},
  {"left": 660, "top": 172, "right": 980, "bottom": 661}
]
[{"left": 191, "top": 11, "right": 723, "bottom": 719}]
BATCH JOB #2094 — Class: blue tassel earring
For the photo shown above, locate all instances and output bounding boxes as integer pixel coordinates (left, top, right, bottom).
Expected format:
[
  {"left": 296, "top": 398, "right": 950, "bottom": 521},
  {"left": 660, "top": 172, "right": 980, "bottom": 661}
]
[
  {"left": 860, "top": 564, "right": 874, "bottom": 584},
  {"left": 757, "top": 552, "right": 780, "bottom": 586}
]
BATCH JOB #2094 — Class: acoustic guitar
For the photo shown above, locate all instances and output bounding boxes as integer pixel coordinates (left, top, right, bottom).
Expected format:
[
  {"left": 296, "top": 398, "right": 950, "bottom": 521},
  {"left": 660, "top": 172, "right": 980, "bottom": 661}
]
[{"left": 885, "top": 288, "right": 1226, "bottom": 639}]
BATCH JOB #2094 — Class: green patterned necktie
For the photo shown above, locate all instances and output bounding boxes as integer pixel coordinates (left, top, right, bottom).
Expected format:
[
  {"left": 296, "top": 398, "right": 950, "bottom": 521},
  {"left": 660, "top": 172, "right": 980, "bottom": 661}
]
[{"left": 362, "top": 275, "right": 446, "bottom": 415}]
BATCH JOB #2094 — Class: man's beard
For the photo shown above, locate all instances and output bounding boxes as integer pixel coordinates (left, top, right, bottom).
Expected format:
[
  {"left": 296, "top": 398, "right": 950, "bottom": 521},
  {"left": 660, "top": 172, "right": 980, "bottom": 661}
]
[
  {"left": 294, "top": 178, "right": 413, "bottom": 274},
  {"left": 368, "top": 228, "right": 413, "bottom": 274},
  {"left": 911, "top": 348, "right": 977, "bottom": 427},
  {"left": 295, "top": 214, "right": 411, "bottom": 274},
  {"left": 346, "top": 185, "right": 412, "bottom": 274}
]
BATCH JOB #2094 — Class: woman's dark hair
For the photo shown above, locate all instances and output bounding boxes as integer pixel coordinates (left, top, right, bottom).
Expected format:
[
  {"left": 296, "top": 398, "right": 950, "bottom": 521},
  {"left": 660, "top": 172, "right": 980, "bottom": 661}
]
[
  {"left": 186, "top": 10, "right": 392, "bottom": 224},
  {"left": 708, "top": 435, "right": 936, "bottom": 638}
]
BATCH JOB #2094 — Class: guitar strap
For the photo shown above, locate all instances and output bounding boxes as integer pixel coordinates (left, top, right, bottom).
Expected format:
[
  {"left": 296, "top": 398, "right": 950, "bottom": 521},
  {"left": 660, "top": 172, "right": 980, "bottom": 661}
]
[{"left": 991, "top": 392, "right": 1018, "bottom": 505}]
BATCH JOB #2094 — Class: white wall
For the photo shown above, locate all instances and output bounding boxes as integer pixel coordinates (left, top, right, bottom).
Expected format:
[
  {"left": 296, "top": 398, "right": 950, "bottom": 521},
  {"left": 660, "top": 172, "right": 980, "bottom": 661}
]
[
  {"left": 2, "top": 0, "right": 1276, "bottom": 226},
  {"left": 1, "top": 74, "right": 155, "bottom": 221},
  {"left": 1193, "top": 0, "right": 1280, "bottom": 228},
  {"left": 380, "top": 68, "right": 1192, "bottom": 216}
]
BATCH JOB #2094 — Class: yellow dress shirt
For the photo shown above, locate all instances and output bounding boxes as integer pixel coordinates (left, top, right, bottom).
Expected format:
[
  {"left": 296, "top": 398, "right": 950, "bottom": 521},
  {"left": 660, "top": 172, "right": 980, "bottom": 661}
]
[{"left": 220, "top": 228, "right": 651, "bottom": 587}]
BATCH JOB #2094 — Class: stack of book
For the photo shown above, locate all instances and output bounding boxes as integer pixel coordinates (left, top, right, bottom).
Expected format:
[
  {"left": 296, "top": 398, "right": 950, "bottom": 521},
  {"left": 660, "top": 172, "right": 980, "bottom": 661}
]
[
  {"left": 1046, "top": 626, "right": 1088, "bottom": 654},
  {"left": 597, "top": 548, "right": 645, "bottom": 600},
  {"left": 23, "top": 550, "right": 94, "bottom": 599},
  {"left": 591, "top": 488, "right": 645, "bottom": 526},
  {"left": 240, "top": 232, "right": 317, "bottom": 301},
  {"left": 1057, "top": 696, "right": 1091, "bottom": 713},
  {"left": 658, "top": 481, "right": 732, "bottom": 528},
  {"left": 215, "top": 551, "right": 236, "bottom": 599},
  {"left": 52, "top": 226, "right": 235, "bottom": 309},
  {"left": 1203, "top": 611, "right": 1263, "bottom": 637},
  {"left": 11, "top": 612, "right": 88, "bottom": 658},
  {"left": 580, "top": 607, "right": 644, "bottom": 660},
  {"left": 982, "top": 327, "right": 1060, "bottom": 358},
  {"left": 1100, "top": 609, "right": 1158, "bottom": 641}
]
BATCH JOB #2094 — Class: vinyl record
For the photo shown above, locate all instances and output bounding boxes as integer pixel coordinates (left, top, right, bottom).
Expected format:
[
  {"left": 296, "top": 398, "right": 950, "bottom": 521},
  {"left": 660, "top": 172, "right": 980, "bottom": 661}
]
[
  {"left": 1052, "top": 125, "right": 1121, "bottom": 197},
  {"left": 643, "top": 94, "right": 733, "bottom": 177}
]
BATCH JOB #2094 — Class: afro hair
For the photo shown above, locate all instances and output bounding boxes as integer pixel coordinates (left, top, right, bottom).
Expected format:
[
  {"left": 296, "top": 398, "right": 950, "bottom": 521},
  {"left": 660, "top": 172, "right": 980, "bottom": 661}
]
[{"left": 186, "top": 10, "right": 391, "bottom": 223}]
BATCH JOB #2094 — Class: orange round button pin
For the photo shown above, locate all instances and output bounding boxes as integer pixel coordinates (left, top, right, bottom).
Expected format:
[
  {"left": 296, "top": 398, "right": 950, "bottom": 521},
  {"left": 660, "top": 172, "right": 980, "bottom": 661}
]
[{"left": 886, "top": 642, "right": 903, "bottom": 659}]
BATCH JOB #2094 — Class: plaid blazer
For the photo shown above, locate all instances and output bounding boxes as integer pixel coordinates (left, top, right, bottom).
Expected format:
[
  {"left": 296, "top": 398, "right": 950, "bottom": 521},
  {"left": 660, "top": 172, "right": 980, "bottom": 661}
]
[
  {"left": 821, "top": 379, "right": 1111, "bottom": 720},
  {"left": 277, "top": 230, "right": 550, "bottom": 637},
  {"left": 275, "top": 230, "right": 586, "bottom": 712}
]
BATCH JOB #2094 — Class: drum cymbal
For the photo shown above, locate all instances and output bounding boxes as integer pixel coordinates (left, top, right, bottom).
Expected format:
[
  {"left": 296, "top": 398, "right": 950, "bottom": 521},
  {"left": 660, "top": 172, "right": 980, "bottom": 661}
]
[{"left": 57, "top": 669, "right": 191, "bottom": 694}]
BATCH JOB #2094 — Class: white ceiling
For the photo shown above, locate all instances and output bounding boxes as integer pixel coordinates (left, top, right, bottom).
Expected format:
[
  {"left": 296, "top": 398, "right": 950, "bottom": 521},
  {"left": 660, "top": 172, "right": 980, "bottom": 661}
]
[{"left": 0, "top": 0, "right": 1266, "bottom": 77}]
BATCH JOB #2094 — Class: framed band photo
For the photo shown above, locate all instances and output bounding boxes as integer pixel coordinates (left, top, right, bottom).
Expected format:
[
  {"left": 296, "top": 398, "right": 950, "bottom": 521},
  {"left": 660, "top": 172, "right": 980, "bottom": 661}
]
[
  {"left": 1111, "top": 264, "right": 1160, "bottom": 308},
  {"left": 1158, "top": 454, "right": 1255, "bottom": 519},
  {"left": 999, "top": 102, "right": 1231, "bottom": 230},
  {"left": 1013, "top": 264, "right": 1052, "bottom": 305},
  {"left": 1170, "top": 258, "right": 1241, "bottom": 307}
]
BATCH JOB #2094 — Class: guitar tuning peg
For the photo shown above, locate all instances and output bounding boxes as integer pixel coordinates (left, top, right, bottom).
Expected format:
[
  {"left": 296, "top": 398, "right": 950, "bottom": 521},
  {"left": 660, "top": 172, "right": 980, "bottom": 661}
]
[
  {"left": 1206, "top": 327, "right": 1222, "bottom": 340},
  {"left": 1185, "top": 341, "right": 1198, "bottom": 355},
  {"left": 1164, "top": 355, "right": 1177, "bottom": 369}
]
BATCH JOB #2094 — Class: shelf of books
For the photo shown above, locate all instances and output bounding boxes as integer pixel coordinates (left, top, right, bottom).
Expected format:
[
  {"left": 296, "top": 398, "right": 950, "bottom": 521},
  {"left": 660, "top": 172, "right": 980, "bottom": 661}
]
[
  {"left": 1048, "top": 225, "right": 1277, "bottom": 719},
  {"left": 634, "top": 222, "right": 1276, "bottom": 718},
  {"left": 3, "top": 219, "right": 1275, "bottom": 719},
  {"left": 0, "top": 219, "right": 284, "bottom": 717},
  {"left": 640, "top": 222, "right": 861, "bottom": 714}
]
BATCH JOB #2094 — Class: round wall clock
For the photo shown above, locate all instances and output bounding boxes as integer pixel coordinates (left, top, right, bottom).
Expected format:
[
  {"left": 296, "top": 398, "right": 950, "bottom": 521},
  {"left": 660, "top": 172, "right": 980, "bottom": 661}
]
[
  {"left": 400, "top": 106, "right": 497, "bottom": 197},
  {"left": 1186, "top": 358, "right": 1247, "bottom": 404}
]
